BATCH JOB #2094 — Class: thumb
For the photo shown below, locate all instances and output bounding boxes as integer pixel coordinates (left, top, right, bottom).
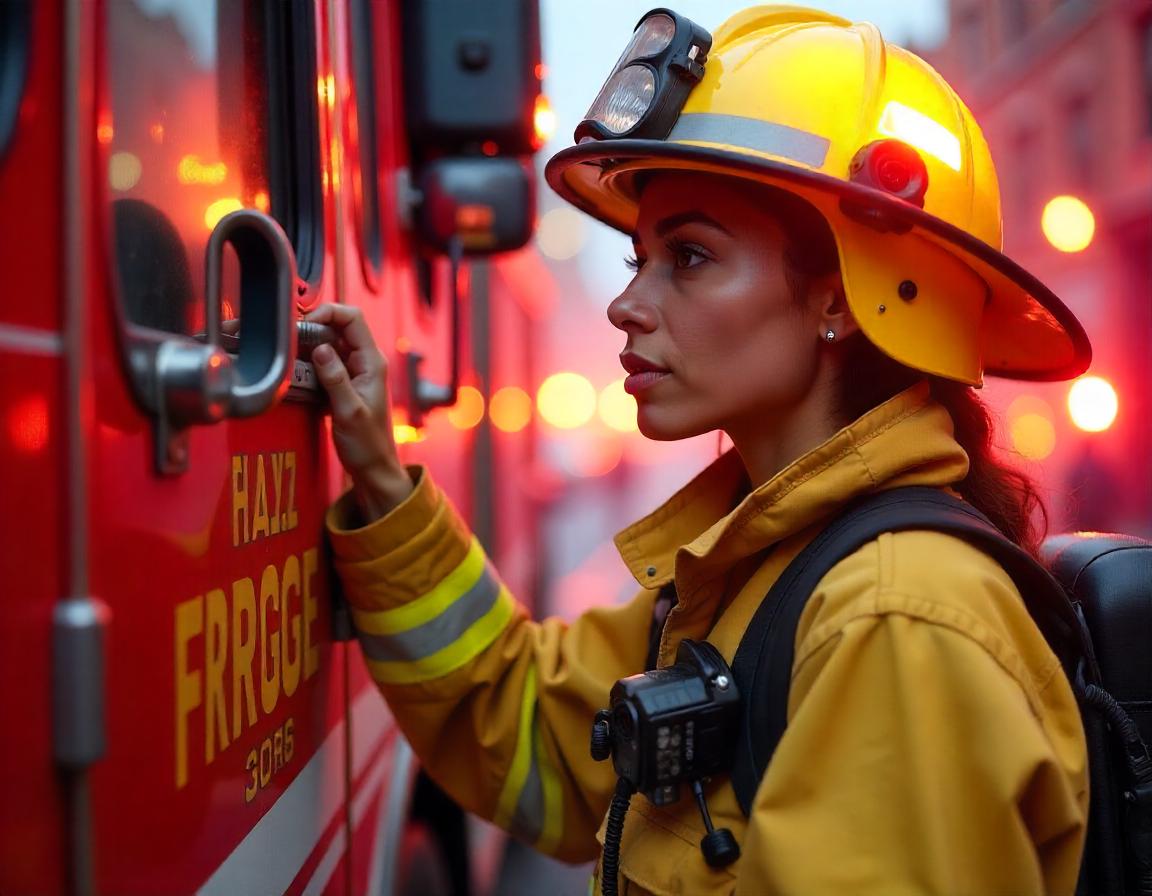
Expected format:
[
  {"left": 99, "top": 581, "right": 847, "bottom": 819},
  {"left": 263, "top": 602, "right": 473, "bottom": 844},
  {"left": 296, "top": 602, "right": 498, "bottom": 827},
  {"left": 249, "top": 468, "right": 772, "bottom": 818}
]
[{"left": 312, "top": 344, "right": 363, "bottom": 420}]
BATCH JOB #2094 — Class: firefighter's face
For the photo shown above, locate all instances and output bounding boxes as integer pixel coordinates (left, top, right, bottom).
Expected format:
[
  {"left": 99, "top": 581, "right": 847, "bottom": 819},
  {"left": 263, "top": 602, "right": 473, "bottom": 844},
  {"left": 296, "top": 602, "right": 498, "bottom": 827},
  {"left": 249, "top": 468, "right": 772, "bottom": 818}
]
[{"left": 608, "top": 172, "right": 844, "bottom": 448}]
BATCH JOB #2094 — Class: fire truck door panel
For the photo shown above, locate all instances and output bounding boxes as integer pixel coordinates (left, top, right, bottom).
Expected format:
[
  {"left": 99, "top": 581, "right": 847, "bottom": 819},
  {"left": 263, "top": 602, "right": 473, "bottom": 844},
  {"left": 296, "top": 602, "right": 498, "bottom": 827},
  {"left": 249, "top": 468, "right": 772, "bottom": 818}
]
[
  {"left": 0, "top": 351, "right": 65, "bottom": 893},
  {"left": 87, "top": 1, "right": 354, "bottom": 892}
]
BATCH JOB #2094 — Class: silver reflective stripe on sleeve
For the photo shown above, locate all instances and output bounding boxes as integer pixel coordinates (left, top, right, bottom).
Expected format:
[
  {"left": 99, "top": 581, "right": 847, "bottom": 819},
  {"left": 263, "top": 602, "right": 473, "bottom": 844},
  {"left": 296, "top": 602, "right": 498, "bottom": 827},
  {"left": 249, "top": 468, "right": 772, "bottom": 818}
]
[
  {"left": 352, "top": 537, "right": 517, "bottom": 684},
  {"left": 668, "top": 112, "right": 831, "bottom": 168},
  {"left": 495, "top": 665, "right": 564, "bottom": 853},
  {"left": 512, "top": 745, "right": 545, "bottom": 843},
  {"left": 358, "top": 562, "right": 501, "bottom": 664}
]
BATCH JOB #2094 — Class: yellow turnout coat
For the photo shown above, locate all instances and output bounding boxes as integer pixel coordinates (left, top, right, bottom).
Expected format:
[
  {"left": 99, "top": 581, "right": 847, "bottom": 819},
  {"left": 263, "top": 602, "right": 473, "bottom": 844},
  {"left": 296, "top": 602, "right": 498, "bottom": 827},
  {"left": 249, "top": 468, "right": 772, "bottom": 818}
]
[{"left": 327, "top": 383, "right": 1088, "bottom": 895}]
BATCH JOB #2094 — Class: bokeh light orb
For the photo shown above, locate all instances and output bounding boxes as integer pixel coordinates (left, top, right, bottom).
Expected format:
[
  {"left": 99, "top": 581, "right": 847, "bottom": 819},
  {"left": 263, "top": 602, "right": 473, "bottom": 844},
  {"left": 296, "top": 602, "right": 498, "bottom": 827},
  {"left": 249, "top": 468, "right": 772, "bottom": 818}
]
[
  {"left": 1068, "top": 376, "right": 1118, "bottom": 433},
  {"left": 537, "top": 372, "right": 596, "bottom": 429},
  {"left": 1041, "top": 195, "right": 1095, "bottom": 253},
  {"left": 1010, "top": 413, "right": 1056, "bottom": 460},
  {"left": 598, "top": 379, "right": 638, "bottom": 433},
  {"left": 536, "top": 207, "right": 587, "bottom": 261},
  {"left": 447, "top": 385, "right": 485, "bottom": 430},
  {"left": 1006, "top": 395, "right": 1056, "bottom": 460},
  {"left": 490, "top": 386, "right": 533, "bottom": 433}
]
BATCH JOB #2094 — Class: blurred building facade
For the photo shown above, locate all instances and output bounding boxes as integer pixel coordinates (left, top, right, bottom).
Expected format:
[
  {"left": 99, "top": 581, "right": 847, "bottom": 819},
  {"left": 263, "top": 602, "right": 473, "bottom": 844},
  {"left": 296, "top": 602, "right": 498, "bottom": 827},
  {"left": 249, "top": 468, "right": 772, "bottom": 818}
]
[{"left": 931, "top": 0, "right": 1152, "bottom": 534}]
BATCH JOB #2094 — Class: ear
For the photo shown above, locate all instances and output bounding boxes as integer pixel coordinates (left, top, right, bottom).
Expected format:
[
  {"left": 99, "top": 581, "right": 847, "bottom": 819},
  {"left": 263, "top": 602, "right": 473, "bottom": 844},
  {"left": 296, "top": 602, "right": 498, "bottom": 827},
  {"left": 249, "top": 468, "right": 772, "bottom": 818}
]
[{"left": 810, "top": 272, "right": 859, "bottom": 342}]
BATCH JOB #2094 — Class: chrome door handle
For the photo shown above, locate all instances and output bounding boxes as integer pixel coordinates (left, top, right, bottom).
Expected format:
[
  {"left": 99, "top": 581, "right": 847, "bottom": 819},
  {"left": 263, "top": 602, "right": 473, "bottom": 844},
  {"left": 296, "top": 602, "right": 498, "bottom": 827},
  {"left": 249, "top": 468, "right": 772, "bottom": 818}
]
[
  {"left": 150, "top": 209, "right": 298, "bottom": 474},
  {"left": 206, "top": 210, "right": 297, "bottom": 417}
]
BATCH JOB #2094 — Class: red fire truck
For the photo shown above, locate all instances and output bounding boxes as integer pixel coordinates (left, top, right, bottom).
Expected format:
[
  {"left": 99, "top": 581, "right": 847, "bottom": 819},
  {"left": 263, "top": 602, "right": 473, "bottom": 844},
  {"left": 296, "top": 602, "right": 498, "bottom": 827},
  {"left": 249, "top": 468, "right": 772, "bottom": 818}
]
[{"left": 0, "top": 0, "right": 551, "bottom": 893}]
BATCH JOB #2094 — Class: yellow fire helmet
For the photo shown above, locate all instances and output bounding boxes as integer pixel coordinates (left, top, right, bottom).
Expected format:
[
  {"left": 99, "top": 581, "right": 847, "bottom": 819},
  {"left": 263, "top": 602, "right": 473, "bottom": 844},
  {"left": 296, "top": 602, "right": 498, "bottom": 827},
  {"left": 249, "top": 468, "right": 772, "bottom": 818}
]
[{"left": 545, "top": 5, "right": 1091, "bottom": 386}]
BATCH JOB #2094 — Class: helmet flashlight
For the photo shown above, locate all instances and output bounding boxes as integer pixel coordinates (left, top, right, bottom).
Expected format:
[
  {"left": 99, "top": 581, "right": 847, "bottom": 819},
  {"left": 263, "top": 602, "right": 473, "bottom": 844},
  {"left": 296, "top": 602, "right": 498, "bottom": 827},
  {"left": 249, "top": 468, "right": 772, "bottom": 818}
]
[{"left": 575, "top": 8, "right": 711, "bottom": 143}]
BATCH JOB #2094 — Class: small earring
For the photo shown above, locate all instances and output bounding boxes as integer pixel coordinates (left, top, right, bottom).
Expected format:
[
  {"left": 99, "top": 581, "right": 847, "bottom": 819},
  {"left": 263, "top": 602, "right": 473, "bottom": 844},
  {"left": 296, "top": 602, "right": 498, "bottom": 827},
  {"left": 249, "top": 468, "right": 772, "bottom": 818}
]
[{"left": 825, "top": 330, "right": 836, "bottom": 343}]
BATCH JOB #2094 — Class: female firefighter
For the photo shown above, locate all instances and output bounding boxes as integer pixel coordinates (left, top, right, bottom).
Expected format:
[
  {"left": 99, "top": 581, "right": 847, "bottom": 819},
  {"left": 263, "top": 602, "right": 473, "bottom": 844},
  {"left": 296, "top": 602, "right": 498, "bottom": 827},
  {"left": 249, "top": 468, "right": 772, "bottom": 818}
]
[{"left": 309, "top": 7, "right": 1091, "bottom": 894}]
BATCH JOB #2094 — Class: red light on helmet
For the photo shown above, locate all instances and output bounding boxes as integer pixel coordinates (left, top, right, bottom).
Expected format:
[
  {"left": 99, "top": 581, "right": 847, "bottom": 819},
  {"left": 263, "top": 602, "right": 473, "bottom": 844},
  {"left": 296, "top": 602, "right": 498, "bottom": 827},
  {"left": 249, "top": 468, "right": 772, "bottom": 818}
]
[
  {"left": 575, "top": 8, "right": 712, "bottom": 143},
  {"left": 849, "top": 140, "right": 929, "bottom": 207},
  {"left": 839, "top": 140, "right": 930, "bottom": 234}
]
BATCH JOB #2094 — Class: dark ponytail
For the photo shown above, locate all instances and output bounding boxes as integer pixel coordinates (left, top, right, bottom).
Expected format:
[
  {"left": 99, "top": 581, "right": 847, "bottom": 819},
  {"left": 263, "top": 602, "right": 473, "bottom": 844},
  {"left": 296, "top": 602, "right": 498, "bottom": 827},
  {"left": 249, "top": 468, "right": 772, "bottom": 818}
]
[
  {"left": 833, "top": 338, "right": 1048, "bottom": 555},
  {"left": 928, "top": 378, "right": 1048, "bottom": 555}
]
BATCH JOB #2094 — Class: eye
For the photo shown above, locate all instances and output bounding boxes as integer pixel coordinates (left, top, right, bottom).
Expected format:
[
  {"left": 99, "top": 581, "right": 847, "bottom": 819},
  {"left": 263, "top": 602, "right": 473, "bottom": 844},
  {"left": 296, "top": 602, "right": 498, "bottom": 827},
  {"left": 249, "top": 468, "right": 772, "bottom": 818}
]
[
  {"left": 667, "top": 238, "right": 709, "bottom": 270},
  {"left": 623, "top": 254, "right": 644, "bottom": 272}
]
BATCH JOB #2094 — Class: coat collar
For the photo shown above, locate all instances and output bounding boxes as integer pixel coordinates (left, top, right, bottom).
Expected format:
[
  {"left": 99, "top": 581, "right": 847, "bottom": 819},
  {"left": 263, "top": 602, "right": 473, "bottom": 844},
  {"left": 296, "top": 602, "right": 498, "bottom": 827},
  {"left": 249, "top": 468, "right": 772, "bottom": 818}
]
[{"left": 614, "top": 382, "right": 970, "bottom": 595}]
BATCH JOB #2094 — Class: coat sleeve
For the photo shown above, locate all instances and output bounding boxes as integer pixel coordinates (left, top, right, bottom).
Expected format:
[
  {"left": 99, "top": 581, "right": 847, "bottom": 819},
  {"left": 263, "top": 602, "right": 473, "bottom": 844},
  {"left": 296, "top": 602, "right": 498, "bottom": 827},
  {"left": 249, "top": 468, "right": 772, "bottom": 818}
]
[
  {"left": 735, "top": 592, "right": 1088, "bottom": 896},
  {"left": 327, "top": 466, "right": 652, "bottom": 863}
]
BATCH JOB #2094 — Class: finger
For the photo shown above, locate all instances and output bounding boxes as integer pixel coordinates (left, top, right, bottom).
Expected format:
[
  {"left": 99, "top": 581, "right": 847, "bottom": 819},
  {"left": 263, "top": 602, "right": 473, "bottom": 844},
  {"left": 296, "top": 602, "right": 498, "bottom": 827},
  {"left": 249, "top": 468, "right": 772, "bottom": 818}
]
[
  {"left": 346, "top": 346, "right": 384, "bottom": 379},
  {"left": 305, "top": 304, "right": 377, "bottom": 353},
  {"left": 312, "top": 344, "right": 364, "bottom": 420}
]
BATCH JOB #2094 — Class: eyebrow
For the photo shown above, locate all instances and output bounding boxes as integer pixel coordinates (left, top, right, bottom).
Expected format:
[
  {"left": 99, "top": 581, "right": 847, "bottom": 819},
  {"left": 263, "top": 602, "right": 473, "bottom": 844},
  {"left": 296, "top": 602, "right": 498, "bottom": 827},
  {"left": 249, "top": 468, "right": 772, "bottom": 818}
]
[{"left": 631, "top": 211, "right": 733, "bottom": 245}]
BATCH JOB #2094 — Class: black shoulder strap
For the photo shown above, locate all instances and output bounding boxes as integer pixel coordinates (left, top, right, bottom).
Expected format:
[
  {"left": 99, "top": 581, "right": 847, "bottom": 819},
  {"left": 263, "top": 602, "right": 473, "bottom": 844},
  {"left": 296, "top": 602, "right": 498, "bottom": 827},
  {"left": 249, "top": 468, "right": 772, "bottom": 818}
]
[{"left": 729, "top": 486, "right": 1091, "bottom": 817}]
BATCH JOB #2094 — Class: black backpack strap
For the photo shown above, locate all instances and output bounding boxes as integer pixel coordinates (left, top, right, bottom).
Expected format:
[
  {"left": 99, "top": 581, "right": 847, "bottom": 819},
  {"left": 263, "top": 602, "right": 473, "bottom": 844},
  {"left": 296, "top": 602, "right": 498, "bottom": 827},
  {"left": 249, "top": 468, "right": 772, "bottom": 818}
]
[
  {"left": 646, "top": 584, "right": 678, "bottom": 670},
  {"left": 729, "top": 486, "right": 1091, "bottom": 817}
]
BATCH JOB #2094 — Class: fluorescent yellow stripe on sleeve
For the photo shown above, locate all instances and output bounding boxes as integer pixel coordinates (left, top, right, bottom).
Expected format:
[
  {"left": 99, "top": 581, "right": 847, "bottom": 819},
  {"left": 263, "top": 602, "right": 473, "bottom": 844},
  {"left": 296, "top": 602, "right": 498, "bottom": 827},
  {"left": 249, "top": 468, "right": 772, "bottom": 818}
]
[
  {"left": 495, "top": 665, "right": 538, "bottom": 831},
  {"left": 353, "top": 537, "right": 486, "bottom": 636},
  {"left": 535, "top": 720, "right": 564, "bottom": 854},
  {"left": 365, "top": 585, "right": 516, "bottom": 684}
]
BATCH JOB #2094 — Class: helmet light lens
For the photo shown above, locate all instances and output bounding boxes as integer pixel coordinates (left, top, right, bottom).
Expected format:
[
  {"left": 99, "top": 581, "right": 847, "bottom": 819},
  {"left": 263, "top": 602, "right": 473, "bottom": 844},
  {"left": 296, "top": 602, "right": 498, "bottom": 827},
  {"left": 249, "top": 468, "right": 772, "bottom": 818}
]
[
  {"left": 585, "top": 65, "right": 657, "bottom": 136},
  {"left": 575, "top": 8, "right": 711, "bottom": 143},
  {"left": 878, "top": 158, "right": 912, "bottom": 193},
  {"left": 613, "top": 12, "right": 676, "bottom": 67}
]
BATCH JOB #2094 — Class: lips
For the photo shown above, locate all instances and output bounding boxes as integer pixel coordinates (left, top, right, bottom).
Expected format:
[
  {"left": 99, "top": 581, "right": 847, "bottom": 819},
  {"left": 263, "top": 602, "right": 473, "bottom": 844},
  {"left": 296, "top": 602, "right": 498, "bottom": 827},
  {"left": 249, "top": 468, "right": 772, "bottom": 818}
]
[
  {"left": 619, "top": 352, "right": 668, "bottom": 375},
  {"left": 620, "top": 351, "right": 671, "bottom": 395}
]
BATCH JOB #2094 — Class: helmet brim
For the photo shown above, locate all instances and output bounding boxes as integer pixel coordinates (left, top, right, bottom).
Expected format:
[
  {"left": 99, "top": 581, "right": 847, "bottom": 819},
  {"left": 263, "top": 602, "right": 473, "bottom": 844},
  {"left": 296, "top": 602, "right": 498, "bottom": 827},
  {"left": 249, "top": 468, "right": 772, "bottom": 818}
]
[{"left": 546, "top": 140, "right": 1092, "bottom": 383}]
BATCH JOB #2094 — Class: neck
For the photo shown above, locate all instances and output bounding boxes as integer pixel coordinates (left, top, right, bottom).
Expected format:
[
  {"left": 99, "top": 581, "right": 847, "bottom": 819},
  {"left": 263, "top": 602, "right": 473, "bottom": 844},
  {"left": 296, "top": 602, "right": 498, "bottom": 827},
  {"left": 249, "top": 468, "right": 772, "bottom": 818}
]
[{"left": 726, "top": 367, "right": 845, "bottom": 488}]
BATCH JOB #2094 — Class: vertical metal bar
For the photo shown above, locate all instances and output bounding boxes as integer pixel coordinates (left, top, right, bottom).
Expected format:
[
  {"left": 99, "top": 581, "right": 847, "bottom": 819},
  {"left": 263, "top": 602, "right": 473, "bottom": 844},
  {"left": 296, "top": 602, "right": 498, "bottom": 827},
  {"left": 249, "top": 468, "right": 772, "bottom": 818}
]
[
  {"left": 58, "top": 1, "right": 104, "bottom": 894},
  {"left": 471, "top": 260, "right": 495, "bottom": 554},
  {"left": 63, "top": 0, "right": 88, "bottom": 626},
  {"left": 326, "top": 0, "right": 347, "bottom": 308}
]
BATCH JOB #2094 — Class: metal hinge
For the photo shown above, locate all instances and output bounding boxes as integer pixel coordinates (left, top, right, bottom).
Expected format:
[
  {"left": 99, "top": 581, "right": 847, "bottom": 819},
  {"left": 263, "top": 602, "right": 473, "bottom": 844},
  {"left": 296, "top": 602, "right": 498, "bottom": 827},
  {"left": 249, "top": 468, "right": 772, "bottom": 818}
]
[{"left": 53, "top": 597, "right": 109, "bottom": 767}]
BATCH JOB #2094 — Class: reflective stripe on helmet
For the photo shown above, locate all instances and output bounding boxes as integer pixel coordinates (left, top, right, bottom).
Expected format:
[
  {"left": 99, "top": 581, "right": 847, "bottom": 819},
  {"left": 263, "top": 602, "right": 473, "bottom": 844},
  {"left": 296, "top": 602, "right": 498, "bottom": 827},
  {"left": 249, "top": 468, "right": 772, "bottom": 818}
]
[{"left": 668, "top": 112, "right": 831, "bottom": 168}]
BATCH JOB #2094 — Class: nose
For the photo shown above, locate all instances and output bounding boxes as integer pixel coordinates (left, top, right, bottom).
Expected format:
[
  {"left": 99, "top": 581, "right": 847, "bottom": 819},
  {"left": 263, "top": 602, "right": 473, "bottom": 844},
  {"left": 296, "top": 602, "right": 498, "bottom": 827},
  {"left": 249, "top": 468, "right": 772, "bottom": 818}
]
[{"left": 607, "top": 282, "right": 658, "bottom": 334}]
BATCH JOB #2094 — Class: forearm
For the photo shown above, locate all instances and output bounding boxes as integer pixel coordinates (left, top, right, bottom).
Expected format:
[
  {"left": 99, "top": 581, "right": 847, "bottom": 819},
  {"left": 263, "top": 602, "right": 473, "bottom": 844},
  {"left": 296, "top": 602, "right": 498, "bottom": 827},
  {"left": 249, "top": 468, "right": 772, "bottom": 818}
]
[
  {"left": 380, "top": 610, "right": 630, "bottom": 861},
  {"left": 351, "top": 461, "right": 415, "bottom": 524},
  {"left": 327, "top": 467, "right": 654, "bottom": 860}
]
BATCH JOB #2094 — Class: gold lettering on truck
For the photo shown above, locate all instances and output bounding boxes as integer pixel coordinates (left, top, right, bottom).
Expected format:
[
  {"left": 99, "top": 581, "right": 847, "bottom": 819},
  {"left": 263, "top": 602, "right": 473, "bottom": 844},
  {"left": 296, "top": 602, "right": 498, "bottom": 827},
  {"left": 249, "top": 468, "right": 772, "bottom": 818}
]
[
  {"left": 205, "top": 588, "right": 231, "bottom": 762},
  {"left": 259, "top": 563, "right": 281, "bottom": 715},
  {"left": 175, "top": 598, "right": 203, "bottom": 789},
  {"left": 281, "top": 554, "right": 302, "bottom": 698},
  {"left": 231, "top": 456, "right": 248, "bottom": 547},
  {"left": 174, "top": 547, "right": 320, "bottom": 790},
  {"left": 230, "top": 451, "right": 299, "bottom": 547},
  {"left": 231, "top": 577, "right": 259, "bottom": 737}
]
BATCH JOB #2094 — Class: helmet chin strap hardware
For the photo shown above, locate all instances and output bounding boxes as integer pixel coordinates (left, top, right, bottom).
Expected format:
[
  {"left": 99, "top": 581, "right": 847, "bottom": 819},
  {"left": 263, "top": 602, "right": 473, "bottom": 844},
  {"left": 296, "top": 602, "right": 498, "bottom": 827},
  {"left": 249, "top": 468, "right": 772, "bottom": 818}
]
[{"left": 840, "top": 139, "right": 929, "bottom": 234}]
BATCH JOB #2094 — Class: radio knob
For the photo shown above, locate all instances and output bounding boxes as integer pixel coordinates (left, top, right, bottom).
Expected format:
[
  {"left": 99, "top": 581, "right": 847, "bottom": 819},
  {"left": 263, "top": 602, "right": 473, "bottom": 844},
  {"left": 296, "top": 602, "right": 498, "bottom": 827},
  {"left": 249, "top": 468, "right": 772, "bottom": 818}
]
[{"left": 590, "top": 710, "right": 612, "bottom": 762}]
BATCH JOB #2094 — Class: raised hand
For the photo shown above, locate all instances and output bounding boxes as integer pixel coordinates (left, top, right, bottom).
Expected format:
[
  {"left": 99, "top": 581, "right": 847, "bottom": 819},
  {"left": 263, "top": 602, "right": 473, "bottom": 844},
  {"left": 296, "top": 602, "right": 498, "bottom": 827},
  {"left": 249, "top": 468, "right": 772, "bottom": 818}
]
[{"left": 305, "top": 303, "right": 414, "bottom": 521}]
